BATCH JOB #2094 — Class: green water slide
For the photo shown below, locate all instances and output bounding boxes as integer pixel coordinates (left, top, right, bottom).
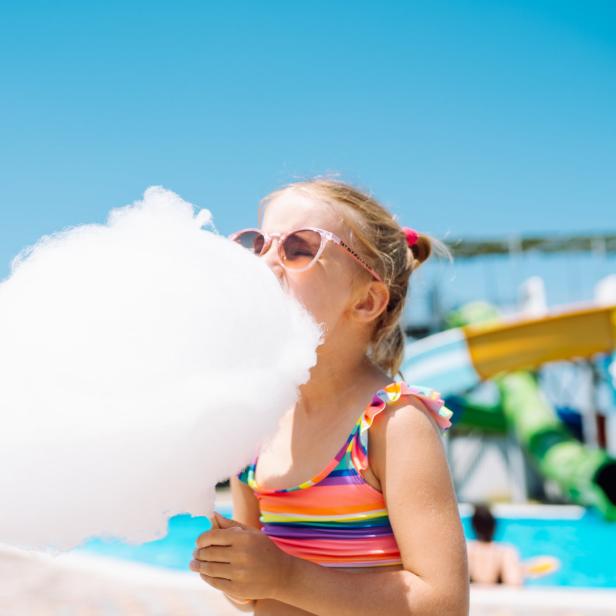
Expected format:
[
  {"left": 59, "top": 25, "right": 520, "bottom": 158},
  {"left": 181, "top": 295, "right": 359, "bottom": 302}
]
[{"left": 445, "top": 303, "right": 616, "bottom": 521}]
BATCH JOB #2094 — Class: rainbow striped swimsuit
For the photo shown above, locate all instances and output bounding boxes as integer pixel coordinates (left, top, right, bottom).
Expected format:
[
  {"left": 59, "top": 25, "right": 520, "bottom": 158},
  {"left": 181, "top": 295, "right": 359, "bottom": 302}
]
[{"left": 237, "top": 381, "right": 453, "bottom": 568}]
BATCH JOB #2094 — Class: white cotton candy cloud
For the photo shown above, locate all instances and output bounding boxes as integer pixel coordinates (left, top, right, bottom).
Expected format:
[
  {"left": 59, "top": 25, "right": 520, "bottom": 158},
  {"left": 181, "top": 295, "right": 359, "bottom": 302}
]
[{"left": 0, "top": 186, "right": 322, "bottom": 553}]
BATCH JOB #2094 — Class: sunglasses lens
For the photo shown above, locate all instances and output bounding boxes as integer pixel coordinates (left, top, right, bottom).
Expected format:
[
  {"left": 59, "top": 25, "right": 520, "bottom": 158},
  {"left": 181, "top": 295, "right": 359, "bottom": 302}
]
[
  {"left": 233, "top": 231, "right": 265, "bottom": 255},
  {"left": 281, "top": 230, "right": 322, "bottom": 269}
]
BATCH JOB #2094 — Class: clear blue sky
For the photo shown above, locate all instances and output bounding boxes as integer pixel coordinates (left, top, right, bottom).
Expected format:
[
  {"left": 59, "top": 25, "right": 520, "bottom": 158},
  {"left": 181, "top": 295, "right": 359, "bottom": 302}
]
[{"left": 1, "top": 0, "right": 614, "bottom": 283}]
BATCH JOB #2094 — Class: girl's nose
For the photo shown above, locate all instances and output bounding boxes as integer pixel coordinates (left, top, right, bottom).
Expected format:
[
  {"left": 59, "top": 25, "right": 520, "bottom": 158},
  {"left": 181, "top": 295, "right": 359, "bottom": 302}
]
[
  {"left": 261, "top": 243, "right": 285, "bottom": 282},
  {"left": 267, "top": 260, "right": 285, "bottom": 284},
  {"left": 270, "top": 264, "right": 285, "bottom": 286}
]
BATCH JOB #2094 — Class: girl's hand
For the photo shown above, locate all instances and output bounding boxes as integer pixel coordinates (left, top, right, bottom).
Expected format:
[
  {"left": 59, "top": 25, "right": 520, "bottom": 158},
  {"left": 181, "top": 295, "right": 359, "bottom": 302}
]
[{"left": 190, "top": 511, "right": 293, "bottom": 601}]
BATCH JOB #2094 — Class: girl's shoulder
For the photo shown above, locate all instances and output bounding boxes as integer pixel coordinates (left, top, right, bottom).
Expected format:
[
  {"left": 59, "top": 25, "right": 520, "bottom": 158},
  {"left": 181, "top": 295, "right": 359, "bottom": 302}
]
[
  {"left": 352, "top": 381, "right": 453, "bottom": 481},
  {"left": 361, "top": 381, "right": 453, "bottom": 434}
]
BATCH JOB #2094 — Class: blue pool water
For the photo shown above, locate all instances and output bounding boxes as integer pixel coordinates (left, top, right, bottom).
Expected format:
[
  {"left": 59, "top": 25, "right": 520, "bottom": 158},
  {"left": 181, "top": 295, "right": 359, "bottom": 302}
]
[
  {"left": 79, "top": 506, "right": 616, "bottom": 588},
  {"left": 461, "top": 510, "right": 616, "bottom": 588}
]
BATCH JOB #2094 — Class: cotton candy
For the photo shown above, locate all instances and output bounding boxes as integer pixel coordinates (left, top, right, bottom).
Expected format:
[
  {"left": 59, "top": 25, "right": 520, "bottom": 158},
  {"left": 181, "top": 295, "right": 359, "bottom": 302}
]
[{"left": 0, "top": 186, "right": 322, "bottom": 553}]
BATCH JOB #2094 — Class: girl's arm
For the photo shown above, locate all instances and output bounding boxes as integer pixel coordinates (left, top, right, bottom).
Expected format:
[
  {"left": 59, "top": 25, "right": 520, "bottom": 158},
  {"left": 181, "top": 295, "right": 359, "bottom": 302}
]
[
  {"left": 268, "top": 399, "right": 469, "bottom": 616},
  {"left": 223, "top": 475, "right": 260, "bottom": 611}
]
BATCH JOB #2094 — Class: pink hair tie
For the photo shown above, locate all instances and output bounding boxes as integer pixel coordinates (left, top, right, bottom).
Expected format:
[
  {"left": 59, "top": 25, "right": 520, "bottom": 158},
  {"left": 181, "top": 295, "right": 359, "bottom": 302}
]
[{"left": 402, "top": 227, "right": 419, "bottom": 248}]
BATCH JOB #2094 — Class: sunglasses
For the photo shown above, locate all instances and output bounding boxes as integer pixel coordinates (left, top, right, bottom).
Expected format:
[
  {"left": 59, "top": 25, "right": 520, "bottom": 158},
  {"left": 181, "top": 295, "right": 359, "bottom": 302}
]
[{"left": 228, "top": 227, "right": 383, "bottom": 282}]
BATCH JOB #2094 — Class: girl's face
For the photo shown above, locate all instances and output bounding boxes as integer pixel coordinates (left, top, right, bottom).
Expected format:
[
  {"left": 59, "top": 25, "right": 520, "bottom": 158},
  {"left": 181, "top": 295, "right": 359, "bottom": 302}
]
[{"left": 259, "top": 188, "right": 388, "bottom": 339}]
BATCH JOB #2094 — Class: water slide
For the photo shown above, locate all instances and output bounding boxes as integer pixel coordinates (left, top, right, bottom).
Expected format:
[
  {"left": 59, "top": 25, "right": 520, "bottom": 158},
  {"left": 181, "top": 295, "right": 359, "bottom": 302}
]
[{"left": 400, "top": 301, "right": 616, "bottom": 520}]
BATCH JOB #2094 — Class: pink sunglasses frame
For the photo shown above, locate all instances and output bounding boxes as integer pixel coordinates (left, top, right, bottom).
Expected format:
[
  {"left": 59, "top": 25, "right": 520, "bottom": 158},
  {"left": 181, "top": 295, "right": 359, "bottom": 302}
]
[{"left": 228, "top": 226, "right": 384, "bottom": 283}]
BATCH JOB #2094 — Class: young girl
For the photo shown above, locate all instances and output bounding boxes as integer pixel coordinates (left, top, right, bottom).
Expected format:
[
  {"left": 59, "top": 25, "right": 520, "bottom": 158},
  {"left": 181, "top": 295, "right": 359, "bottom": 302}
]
[{"left": 190, "top": 178, "right": 469, "bottom": 615}]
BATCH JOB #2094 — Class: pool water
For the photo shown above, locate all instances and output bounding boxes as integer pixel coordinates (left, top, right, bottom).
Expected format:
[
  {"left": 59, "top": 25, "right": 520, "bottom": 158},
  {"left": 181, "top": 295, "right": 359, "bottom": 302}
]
[
  {"left": 79, "top": 506, "right": 616, "bottom": 588},
  {"left": 460, "top": 509, "right": 616, "bottom": 588}
]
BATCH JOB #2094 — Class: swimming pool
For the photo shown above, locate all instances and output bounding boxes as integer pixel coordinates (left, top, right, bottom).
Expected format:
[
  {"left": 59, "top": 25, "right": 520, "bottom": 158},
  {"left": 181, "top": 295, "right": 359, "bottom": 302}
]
[
  {"left": 79, "top": 504, "right": 616, "bottom": 588},
  {"left": 460, "top": 507, "right": 616, "bottom": 588}
]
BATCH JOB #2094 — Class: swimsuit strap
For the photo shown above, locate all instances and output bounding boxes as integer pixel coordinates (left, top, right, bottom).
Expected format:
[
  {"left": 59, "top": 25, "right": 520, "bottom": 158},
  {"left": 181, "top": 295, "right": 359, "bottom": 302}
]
[
  {"left": 351, "top": 381, "right": 453, "bottom": 474},
  {"left": 238, "top": 381, "right": 453, "bottom": 491}
]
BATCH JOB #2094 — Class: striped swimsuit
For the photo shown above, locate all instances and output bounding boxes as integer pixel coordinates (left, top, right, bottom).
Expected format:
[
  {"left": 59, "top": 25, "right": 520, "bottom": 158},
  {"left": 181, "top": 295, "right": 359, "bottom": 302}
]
[{"left": 237, "top": 381, "right": 453, "bottom": 568}]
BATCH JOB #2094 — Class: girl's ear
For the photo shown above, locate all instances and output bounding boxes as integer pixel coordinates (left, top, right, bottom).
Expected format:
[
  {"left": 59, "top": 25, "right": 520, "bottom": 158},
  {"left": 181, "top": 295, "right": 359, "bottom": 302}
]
[{"left": 351, "top": 281, "right": 389, "bottom": 324}]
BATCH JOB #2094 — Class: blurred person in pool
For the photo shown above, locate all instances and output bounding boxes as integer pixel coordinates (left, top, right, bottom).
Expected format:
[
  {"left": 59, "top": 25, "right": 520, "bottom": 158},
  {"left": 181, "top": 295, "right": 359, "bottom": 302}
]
[
  {"left": 467, "top": 504, "right": 523, "bottom": 587},
  {"left": 190, "top": 178, "right": 469, "bottom": 615}
]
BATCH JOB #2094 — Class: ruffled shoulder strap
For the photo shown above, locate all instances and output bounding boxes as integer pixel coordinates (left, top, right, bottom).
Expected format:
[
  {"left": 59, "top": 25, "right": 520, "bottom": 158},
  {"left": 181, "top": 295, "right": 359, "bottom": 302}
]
[
  {"left": 351, "top": 381, "right": 453, "bottom": 474},
  {"left": 361, "top": 381, "right": 453, "bottom": 432}
]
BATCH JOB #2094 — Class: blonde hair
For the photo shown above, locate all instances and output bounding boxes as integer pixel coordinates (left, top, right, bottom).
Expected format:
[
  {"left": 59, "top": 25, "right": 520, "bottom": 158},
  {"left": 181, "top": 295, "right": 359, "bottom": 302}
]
[{"left": 260, "top": 177, "right": 453, "bottom": 377}]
